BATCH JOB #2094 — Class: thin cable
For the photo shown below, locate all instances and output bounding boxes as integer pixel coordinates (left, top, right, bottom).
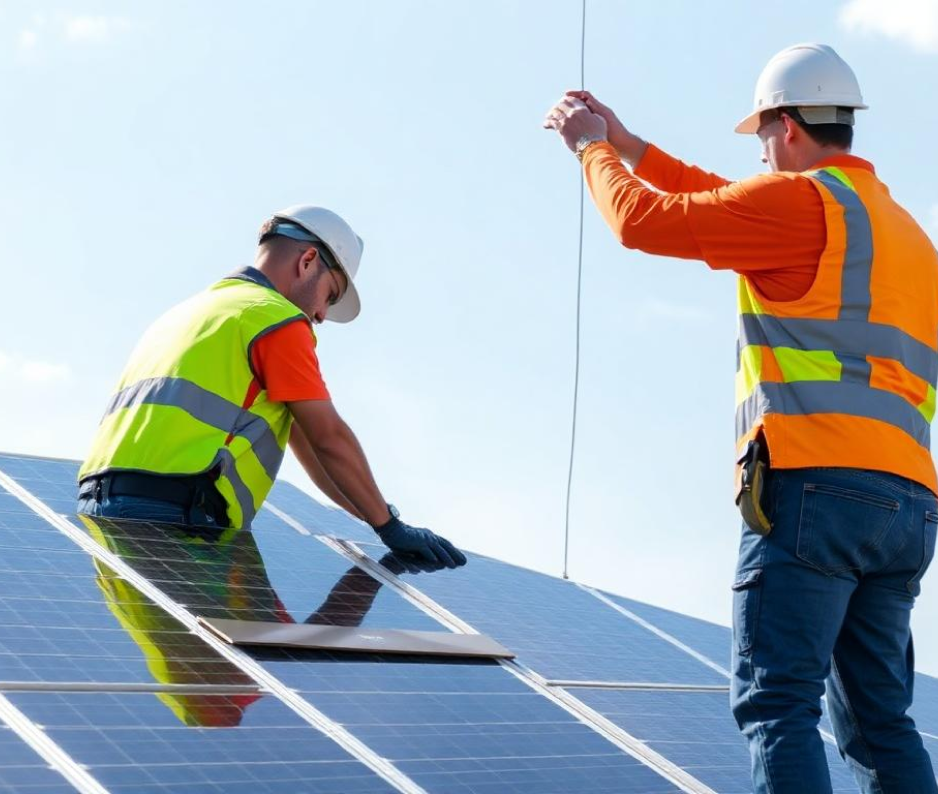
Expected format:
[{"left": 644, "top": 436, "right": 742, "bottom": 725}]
[{"left": 563, "top": 0, "right": 587, "bottom": 580}]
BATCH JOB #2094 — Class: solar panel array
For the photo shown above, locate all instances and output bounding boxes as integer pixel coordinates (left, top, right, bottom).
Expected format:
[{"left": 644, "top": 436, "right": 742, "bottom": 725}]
[{"left": 0, "top": 451, "right": 934, "bottom": 793}]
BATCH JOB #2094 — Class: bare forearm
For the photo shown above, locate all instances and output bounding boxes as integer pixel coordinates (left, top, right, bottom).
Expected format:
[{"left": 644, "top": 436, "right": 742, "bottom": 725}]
[
  {"left": 308, "top": 421, "right": 389, "bottom": 527},
  {"left": 289, "top": 425, "right": 364, "bottom": 520},
  {"left": 612, "top": 129, "right": 648, "bottom": 169}
]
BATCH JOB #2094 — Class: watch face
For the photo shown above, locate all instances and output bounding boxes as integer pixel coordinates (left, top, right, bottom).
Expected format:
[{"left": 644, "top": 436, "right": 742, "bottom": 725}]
[{"left": 387, "top": 503, "right": 400, "bottom": 519}]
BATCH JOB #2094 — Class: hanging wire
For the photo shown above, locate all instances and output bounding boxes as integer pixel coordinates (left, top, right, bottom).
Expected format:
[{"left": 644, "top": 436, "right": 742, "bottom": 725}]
[{"left": 562, "top": 0, "right": 587, "bottom": 580}]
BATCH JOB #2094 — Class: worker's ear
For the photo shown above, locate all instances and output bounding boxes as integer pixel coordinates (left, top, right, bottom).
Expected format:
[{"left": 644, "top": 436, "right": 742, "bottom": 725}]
[
  {"left": 782, "top": 114, "right": 798, "bottom": 145},
  {"left": 298, "top": 247, "right": 318, "bottom": 275}
]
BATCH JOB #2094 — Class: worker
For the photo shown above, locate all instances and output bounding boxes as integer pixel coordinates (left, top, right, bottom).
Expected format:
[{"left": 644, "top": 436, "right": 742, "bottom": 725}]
[
  {"left": 76, "top": 205, "right": 467, "bottom": 570},
  {"left": 545, "top": 43, "right": 938, "bottom": 794}
]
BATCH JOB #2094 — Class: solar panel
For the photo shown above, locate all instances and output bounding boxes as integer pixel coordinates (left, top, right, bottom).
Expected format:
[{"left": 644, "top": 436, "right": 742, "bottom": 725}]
[{"left": 1, "top": 450, "right": 936, "bottom": 793}]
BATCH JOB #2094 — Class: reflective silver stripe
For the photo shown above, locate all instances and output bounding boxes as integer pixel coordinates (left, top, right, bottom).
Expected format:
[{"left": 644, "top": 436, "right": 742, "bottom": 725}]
[
  {"left": 736, "top": 381, "right": 931, "bottom": 448},
  {"left": 813, "top": 169, "right": 874, "bottom": 322},
  {"left": 104, "top": 377, "right": 284, "bottom": 483},
  {"left": 814, "top": 169, "right": 875, "bottom": 385},
  {"left": 214, "top": 447, "right": 257, "bottom": 527},
  {"left": 738, "top": 314, "right": 938, "bottom": 384}
]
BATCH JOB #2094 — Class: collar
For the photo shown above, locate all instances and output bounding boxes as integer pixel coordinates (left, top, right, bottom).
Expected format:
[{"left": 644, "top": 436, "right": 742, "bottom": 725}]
[
  {"left": 811, "top": 153, "right": 875, "bottom": 174},
  {"left": 225, "top": 266, "right": 277, "bottom": 291}
]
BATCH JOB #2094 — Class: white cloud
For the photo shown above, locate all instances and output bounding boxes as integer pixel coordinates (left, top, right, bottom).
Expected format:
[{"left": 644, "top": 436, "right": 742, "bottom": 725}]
[
  {"left": 62, "top": 15, "right": 132, "bottom": 43},
  {"left": 839, "top": 0, "right": 938, "bottom": 53},
  {"left": 0, "top": 351, "right": 71, "bottom": 384},
  {"left": 17, "top": 30, "right": 38, "bottom": 50}
]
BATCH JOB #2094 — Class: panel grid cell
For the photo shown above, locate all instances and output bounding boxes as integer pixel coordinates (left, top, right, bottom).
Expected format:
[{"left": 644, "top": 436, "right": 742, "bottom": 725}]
[
  {"left": 0, "top": 724, "right": 76, "bottom": 793},
  {"left": 8, "top": 692, "right": 396, "bottom": 794},
  {"left": 362, "top": 547, "right": 728, "bottom": 685}
]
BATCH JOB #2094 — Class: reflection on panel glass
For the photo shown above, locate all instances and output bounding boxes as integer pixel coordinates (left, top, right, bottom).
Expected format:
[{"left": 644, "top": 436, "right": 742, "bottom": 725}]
[
  {"left": 575, "top": 689, "right": 859, "bottom": 794},
  {"left": 79, "top": 514, "right": 442, "bottom": 631},
  {"left": 9, "top": 692, "right": 396, "bottom": 794},
  {"left": 0, "top": 514, "right": 250, "bottom": 691},
  {"left": 0, "top": 725, "right": 75, "bottom": 793},
  {"left": 362, "top": 547, "right": 729, "bottom": 685},
  {"left": 599, "top": 590, "right": 733, "bottom": 672}
]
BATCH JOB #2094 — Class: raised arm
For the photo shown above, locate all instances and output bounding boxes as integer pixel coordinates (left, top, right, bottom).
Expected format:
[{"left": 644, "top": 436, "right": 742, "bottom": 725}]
[
  {"left": 544, "top": 94, "right": 825, "bottom": 288},
  {"left": 565, "top": 90, "right": 732, "bottom": 192}
]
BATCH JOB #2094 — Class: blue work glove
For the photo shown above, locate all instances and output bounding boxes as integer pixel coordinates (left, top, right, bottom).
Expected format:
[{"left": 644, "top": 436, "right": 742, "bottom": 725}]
[
  {"left": 374, "top": 514, "right": 467, "bottom": 569},
  {"left": 377, "top": 551, "right": 447, "bottom": 576}
]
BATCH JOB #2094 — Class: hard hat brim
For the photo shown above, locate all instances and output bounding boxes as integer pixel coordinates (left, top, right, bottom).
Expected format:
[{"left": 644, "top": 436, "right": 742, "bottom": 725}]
[
  {"left": 735, "top": 100, "right": 869, "bottom": 135},
  {"left": 326, "top": 279, "right": 361, "bottom": 323},
  {"left": 735, "top": 110, "right": 762, "bottom": 135}
]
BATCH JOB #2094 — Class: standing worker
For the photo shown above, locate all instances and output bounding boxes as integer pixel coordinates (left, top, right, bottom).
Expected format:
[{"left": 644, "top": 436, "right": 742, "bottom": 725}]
[
  {"left": 77, "top": 205, "right": 467, "bottom": 570},
  {"left": 545, "top": 43, "right": 938, "bottom": 793}
]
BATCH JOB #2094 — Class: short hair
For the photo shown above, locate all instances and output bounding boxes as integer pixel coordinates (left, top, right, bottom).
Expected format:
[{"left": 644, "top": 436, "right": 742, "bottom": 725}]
[{"left": 762, "top": 107, "right": 854, "bottom": 149}]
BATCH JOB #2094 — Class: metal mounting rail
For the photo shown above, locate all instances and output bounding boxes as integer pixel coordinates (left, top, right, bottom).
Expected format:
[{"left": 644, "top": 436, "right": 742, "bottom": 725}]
[{"left": 547, "top": 680, "right": 731, "bottom": 692}]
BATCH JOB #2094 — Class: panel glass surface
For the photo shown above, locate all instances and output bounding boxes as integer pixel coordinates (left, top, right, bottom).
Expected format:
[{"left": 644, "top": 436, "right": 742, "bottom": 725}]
[
  {"left": 360, "top": 547, "right": 728, "bottom": 685},
  {"left": 911, "top": 673, "right": 938, "bottom": 736},
  {"left": 0, "top": 724, "right": 76, "bottom": 793},
  {"left": 8, "top": 691, "right": 396, "bottom": 794},
  {"left": 599, "top": 590, "right": 733, "bottom": 673},
  {"left": 74, "top": 512, "right": 443, "bottom": 633},
  {"left": 0, "top": 511, "right": 251, "bottom": 687},
  {"left": 575, "top": 688, "right": 860, "bottom": 793},
  {"left": 0, "top": 454, "right": 81, "bottom": 515},
  {"left": 248, "top": 651, "right": 680, "bottom": 793}
]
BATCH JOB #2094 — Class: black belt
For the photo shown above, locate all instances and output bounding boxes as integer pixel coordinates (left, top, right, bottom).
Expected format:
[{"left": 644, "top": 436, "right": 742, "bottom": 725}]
[{"left": 79, "top": 471, "right": 229, "bottom": 526}]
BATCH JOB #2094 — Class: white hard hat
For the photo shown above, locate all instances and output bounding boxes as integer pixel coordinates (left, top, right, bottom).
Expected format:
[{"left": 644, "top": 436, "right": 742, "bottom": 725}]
[
  {"left": 269, "top": 205, "right": 364, "bottom": 323},
  {"left": 735, "top": 43, "right": 867, "bottom": 134}
]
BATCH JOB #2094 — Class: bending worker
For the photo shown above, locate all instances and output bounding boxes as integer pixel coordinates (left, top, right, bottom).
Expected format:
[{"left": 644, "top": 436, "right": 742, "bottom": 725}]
[
  {"left": 545, "top": 43, "right": 937, "bottom": 793},
  {"left": 77, "top": 205, "right": 466, "bottom": 569}
]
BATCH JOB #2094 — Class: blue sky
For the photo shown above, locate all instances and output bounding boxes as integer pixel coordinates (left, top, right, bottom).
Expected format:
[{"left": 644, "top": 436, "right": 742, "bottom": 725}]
[{"left": 3, "top": 0, "right": 938, "bottom": 672}]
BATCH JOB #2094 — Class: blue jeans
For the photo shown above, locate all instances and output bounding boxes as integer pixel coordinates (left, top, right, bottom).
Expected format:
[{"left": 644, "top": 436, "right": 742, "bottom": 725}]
[
  {"left": 77, "top": 493, "right": 221, "bottom": 527},
  {"left": 731, "top": 467, "right": 938, "bottom": 794}
]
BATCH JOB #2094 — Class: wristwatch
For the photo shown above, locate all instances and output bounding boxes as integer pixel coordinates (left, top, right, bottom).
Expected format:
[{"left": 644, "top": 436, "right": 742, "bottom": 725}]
[
  {"left": 387, "top": 503, "right": 400, "bottom": 519},
  {"left": 575, "top": 135, "right": 606, "bottom": 161}
]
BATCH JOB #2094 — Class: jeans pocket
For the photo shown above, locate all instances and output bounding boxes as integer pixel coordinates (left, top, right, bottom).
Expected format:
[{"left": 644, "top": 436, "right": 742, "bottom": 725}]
[
  {"left": 907, "top": 511, "right": 938, "bottom": 596},
  {"left": 796, "top": 483, "right": 900, "bottom": 575},
  {"left": 732, "top": 568, "right": 762, "bottom": 656}
]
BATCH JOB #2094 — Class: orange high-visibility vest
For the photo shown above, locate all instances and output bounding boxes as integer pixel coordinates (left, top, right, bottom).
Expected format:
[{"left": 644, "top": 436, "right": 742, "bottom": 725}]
[{"left": 736, "top": 164, "right": 938, "bottom": 493}]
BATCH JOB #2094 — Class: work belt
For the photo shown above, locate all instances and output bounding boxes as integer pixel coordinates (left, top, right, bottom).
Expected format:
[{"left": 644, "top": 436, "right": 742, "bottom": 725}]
[
  {"left": 78, "top": 470, "right": 230, "bottom": 528},
  {"left": 735, "top": 438, "right": 772, "bottom": 536}
]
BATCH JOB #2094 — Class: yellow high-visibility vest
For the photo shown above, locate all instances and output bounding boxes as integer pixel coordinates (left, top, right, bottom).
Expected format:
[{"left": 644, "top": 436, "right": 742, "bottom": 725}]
[{"left": 79, "top": 269, "right": 309, "bottom": 526}]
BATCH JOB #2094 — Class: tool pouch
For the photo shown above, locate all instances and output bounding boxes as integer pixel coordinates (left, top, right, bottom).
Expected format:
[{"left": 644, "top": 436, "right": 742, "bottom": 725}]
[{"left": 735, "top": 439, "right": 772, "bottom": 536}]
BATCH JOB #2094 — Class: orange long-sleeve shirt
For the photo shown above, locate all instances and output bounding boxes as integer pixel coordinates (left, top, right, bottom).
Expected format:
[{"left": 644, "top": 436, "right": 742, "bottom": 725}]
[{"left": 581, "top": 141, "right": 878, "bottom": 301}]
